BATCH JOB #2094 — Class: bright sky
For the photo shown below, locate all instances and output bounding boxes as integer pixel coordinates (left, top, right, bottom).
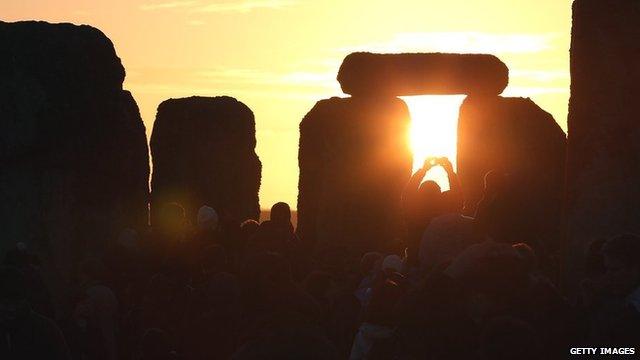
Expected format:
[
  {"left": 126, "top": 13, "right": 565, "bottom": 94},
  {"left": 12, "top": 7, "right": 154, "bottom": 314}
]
[{"left": 2, "top": 0, "right": 572, "bottom": 208}]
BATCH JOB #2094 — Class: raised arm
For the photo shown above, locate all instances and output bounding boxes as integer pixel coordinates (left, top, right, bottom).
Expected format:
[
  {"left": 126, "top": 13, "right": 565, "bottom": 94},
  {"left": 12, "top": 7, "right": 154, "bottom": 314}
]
[
  {"left": 402, "top": 159, "right": 434, "bottom": 211},
  {"left": 404, "top": 167, "right": 426, "bottom": 196},
  {"left": 439, "top": 157, "right": 460, "bottom": 194},
  {"left": 439, "top": 157, "right": 463, "bottom": 211}
]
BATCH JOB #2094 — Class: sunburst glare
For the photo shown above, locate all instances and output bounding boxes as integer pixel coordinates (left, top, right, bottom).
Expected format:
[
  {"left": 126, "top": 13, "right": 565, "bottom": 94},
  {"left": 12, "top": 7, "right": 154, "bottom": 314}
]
[{"left": 403, "top": 95, "right": 466, "bottom": 191}]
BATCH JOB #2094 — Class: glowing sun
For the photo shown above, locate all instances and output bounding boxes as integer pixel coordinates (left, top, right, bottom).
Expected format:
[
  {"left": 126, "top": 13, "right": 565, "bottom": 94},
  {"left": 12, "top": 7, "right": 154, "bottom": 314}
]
[{"left": 403, "top": 95, "right": 466, "bottom": 191}]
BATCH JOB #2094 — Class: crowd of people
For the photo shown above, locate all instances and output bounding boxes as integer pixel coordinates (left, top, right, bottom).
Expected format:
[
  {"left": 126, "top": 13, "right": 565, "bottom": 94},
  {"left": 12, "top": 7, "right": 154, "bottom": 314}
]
[{"left": 1, "top": 157, "right": 639, "bottom": 359}]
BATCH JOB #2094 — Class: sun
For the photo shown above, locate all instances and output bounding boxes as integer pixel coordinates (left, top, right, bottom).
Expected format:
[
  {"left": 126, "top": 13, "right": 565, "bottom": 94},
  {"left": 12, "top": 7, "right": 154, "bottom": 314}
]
[{"left": 402, "top": 95, "right": 466, "bottom": 191}]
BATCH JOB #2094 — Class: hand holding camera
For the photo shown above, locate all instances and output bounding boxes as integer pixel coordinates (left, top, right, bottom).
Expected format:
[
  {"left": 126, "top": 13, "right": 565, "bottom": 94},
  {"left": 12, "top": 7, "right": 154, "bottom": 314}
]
[
  {"left": 422, "top": 156, "right": 453, "bottom": 172},
  {"left": 423, "top": 156, "right": 439, "bottom": 170}
]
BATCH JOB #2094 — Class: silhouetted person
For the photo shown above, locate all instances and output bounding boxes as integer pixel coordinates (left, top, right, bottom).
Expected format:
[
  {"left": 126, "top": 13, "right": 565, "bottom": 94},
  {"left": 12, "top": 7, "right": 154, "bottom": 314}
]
[
  {"left": 128, "top": 271, "right": 191, "bottom": 356},
  {"left": 145, "top": 202, "right": 191, "bottom": 274},
  {"left": 67, "top": 258, "right": 118, "bottom": 360},
  {"left": 513, "top": 243, "right": 538, "bottom": 275},
  {"left": 350, "top": 280, "right": 403, "bottom": 360},
  {"left": 191, "top": 205, "right": 219, "bottom": 245},
  {"left": 239, "top": 251, "right": 320, "bottom": 338},
  {"left": 394, "top": 261, "right": 477, "bottom": 360},
  {"left": 419, "top": 213, "right": 481, "bottom": 274},
  {"left": 581, "top": 234, "right": 640, "bottom": 345},
  {"left": 451, "top": 241, "right": 572, "bottom": 358},
  {"left": 359, "top": 252, "right": 383, "bottom": 278},
  {"left": 511, "top": 243, "right": 573, "bottom": 358},
  {"left": 0, "top": 266, "right": 71, "bottom": 360},
  {"left": 103, "top": 228, "right": 145, "bottom": 320},
  {"left": 325, "top": 281, "right": 361, "bottom": 359},
  {"left": 402, "top": 157, "right": 462, "bottom": 267},
  {"left": 251, "top": 202, "right": 298, "bottom": 255},
  {"left": 210, "top": 211, "right": 244, "bottom": 271},
  {"left": 266, "top": 202, "right": 296, "bottom": 243},
  {"left": 197, "top": 205, "right": 218, "bottom": 231},
  {"left": 475, "top": 171, "right": 517, "bottom": 243},
  {"left": 271, "top": 202, "right": 293, "bottom": 227},
  {"left": 240, "top": 219, "right": 260, "bottom": 241},
  {"left": 184, "top": 272, "right": 241, "bottom": 360},
  {"left": 475, "top": 171, "right": 548, "bottom": 263},
  {"left": 354, "top": 252, "right": 383, "bottom": 307},
  {"left": 381, "top": 254, "right": 403, "bottom": 276},
  {"left": 397, "top": 240, "right": 568, "bottom": 359}
]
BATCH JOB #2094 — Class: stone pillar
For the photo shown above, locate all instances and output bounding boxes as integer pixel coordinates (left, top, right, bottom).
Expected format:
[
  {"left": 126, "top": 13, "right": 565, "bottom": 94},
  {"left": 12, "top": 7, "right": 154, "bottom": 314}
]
[
  {"left": 457, "top": 96, "right": 566, "bottom": 258},
  {"left": 297, "top": 96, "right": 413, "bottom": 253},
  {"left": 150, "top": 96, "right": 261, "bottom": 224},
  {"left": 565, "top": 0, "right": 640, "bottom": 294},
  {"left": 0, "top": 21, "right": 150, "bottom": 310}
]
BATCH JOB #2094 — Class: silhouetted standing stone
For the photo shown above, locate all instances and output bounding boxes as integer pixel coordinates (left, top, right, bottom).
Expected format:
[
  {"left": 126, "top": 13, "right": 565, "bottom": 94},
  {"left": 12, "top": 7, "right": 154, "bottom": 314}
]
[
  {"left": 338, "top": 52, "right": 509, "bottom": 96},
  {"left": 565, "top": 0, "right": 640, "bottom": 294},
  {"left": 297, "top": 96, "right": 412, "bottom": 253},
  {"left": 299, "top": 52, "right": 509, "bottom": 253},
  {"left": 150, "top": 96, "right": 261, "bottom": 224},
  {"left": 457, "top": 96, "right": 566, "bottom": 255},
  {"left": 0, "top": 21, "right": 149, "bottom": 304}
]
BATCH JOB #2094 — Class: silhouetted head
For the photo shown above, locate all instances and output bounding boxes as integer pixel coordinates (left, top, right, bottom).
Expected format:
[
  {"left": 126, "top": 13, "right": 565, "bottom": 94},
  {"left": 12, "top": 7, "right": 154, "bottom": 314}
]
[
  {"left": 483, "top": 170, "right": 507, "bottom": 195},
  {"left": 513, "top": 243, "right": 537, "bottom": 274},
  {"left": 240, "top": 219, "right": 260, "bottom": 239},
  {"left": 418, "top": 180, "right": 442, "bottom": 198},
  {"left": 446, "top": 242, "right": 528, "bottom": 321},
  {"left": 601, "top": 234, "right": 640, "bottom": 296},
  {"left": 416, "top": 180, "right": 443, "bottom": 218},
  {"left": 0, "top": 266, "right": 30, "bottom": 327},
  {"left": 382, "top": 254, "right": 403, "bottom": 275},
  {"left": 270, "top": 202, "right": 291, "bottom": 225},
  {"left": 420, "top": 214, "right": 482, "bottom": 273},
  {"left": 197, "top": 205, "right": 219, "bottom": 231}
]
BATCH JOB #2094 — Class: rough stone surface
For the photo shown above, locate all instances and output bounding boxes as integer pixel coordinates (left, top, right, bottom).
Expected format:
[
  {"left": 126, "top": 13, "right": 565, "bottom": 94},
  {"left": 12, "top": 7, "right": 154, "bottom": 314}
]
[
  {"left": 565, "top": 0, "right": 640, "bottom": 294},
  {"left": 338, "top": 52, "right": 509, "bottom": 96},
  {"left": 297, "top": 96, "right": 413, "bottom": 253},
  {"left": 150, "top": 96, "right": 261, "bottom": 224},
  {"left": 457, "top": 96, "right": 566, "bottom": 255},
  {"left": 0, "top": 21, "right": 149, "bottom": 302}
]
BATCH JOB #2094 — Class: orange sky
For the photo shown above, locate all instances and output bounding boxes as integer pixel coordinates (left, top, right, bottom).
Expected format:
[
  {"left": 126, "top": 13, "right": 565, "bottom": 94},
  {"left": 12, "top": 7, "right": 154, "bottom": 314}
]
[{"left": 1, "top": 0, "right": 572, "bottom": 208}]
